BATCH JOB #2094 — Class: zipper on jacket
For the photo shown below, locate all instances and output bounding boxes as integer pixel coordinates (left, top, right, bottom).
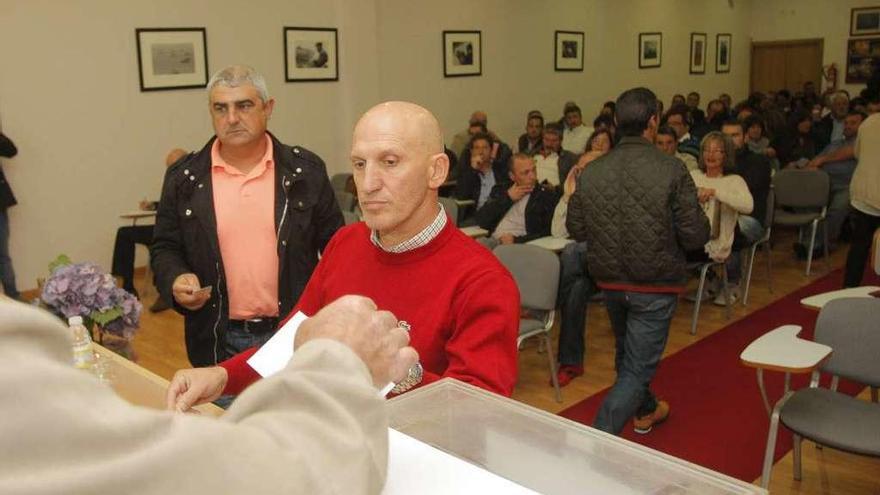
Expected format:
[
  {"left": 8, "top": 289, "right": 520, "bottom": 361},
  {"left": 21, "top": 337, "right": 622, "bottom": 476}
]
[
  {"left": 212, "top": 261, "right": 223, "bottom": 364},
  {"left": 277, "top": 174, "right": 292, "bottom": 243}
]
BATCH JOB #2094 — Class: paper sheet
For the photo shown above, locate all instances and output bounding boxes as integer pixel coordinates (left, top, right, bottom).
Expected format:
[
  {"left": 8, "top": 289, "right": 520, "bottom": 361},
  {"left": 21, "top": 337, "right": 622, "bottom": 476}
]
[
  {"left": 383, "top": 429, "right": 538, "bottom": 494},
  {"left": 246, "top": 311, "right": 396, "bottom": 396},
  {"left": 246, "top": 311, "right": 309, "bottom": 378}
]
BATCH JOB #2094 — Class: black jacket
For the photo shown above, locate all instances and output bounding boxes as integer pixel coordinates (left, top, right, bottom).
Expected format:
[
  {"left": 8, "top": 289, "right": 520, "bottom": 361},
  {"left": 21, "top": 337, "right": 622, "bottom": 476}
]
[
  {"left": 0, "top": 133, "right": 17, "bottom": 210},
  {"left": 455, "top": 164, "right": 508, "bottom": 206},
  {"left": 733, "top": 148, "right": 772, "bottom": 225},
  {"left": 812, "top": 114, "right": 840, "bottom": 153},
  {"left": 566, "top": 137, "right": 709, "bottom": 288},
  {"left": 475, "top": 183, "right": 560, "bottom": 243},
  {"left": 455, "top": 141, "right": 512, "bottom": 181},
  {"left": 150, "top": 134, "right": 343, "bottom": 367}
]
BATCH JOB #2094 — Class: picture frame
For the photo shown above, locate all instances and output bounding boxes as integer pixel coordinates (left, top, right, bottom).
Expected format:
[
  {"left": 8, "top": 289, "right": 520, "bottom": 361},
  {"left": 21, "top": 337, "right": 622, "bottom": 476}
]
[
  {"left": 554, "top": 31, "right": 584, "bottom": 71},
  {"left": 135, "top": 28, "right": 208, "bottom": 92},
  {"left": 850, "top": 7, "right": 880, "bottom": 36},
  {"left": 846, "top": 37, "right": 880, "bottom": 83},
  {"left": 443, "top": 31, "right": 482, "bottom": 77},
  {"left": 638, "top": 32, "right": 662, "bottom": 69},
  {"left": 284, "top": 27, "right": 339, "bottom": 82},
  {"left": 690, "top": 32, "right": 707, "bottom": 74},
  {"left": 716, "top": 33, "right": 732, "bottom": 73}
]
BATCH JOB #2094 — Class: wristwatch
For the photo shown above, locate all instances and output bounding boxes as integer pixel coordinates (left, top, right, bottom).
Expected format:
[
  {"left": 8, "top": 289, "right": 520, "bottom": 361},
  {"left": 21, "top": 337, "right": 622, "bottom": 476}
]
[{"left": 391, "top": 362, "right": 424, "bottom": 394}]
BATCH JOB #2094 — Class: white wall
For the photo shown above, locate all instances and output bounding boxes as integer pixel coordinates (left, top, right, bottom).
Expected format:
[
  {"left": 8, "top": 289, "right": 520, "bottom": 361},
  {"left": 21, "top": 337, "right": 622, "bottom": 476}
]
[
  {"left": 14, "top": 0, "right": 856, "bottom": 291},
  {"left": 376, "top": 0, "right": 752, "bottom": 149},
  {"left": 0, "top": 0, "right": 380, "bottom": 290},
  {"left": 750, "top": 0, "right": 878, "bottom": 97}
]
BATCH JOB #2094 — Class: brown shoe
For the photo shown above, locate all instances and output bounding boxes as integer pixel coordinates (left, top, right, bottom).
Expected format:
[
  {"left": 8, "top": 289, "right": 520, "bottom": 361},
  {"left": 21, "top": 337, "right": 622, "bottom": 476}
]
[{"left": 633, "top": 400, "right": 670, "bottom": 434}]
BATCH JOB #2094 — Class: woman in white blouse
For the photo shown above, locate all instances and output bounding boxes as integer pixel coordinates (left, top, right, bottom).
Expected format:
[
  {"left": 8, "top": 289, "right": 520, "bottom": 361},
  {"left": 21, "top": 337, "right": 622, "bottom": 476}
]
[{"left": 689, "top": 131, "right": 754, "bottom": 263}]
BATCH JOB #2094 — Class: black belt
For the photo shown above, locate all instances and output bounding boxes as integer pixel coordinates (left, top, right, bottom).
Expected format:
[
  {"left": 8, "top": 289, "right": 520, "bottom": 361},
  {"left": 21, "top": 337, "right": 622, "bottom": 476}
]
[{"left": 228, "top": 317, "right": 279, "bottom": 335}]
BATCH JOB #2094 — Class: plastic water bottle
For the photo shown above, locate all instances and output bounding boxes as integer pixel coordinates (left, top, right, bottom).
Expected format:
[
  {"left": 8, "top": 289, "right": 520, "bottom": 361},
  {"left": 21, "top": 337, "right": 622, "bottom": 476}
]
[{"left": 68, "top": 316, "right": 96, "bottom": 370}]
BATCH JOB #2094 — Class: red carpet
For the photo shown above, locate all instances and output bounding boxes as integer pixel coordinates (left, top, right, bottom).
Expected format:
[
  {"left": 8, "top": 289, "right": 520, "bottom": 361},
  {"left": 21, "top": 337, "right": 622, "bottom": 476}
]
[{"left": 559, "top": 267, "right": 878, "bottom": 482}]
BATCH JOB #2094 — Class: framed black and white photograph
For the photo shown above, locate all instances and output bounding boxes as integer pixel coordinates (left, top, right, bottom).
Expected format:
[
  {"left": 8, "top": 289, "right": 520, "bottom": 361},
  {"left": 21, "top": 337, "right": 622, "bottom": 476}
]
[
  {"left": 555, "top": 31, "right": 584, "bottom": 71},
  {"left": 284, "top": 27, "right": 339, "bottom": 82},
  {"left": 638, "top": 32, "right": 662, "bottom": 69},
  {"left": 443, "top": 31, "right": 481, "bottom": 77},
  {"left": 846, "top": 37, "right": 880, "bottom": 83},
  {"left": 716, "top": 33, "right": 731, "bottom": 73},
  {"left": 851, "top": 7, "right": 880, "bottom": 36},
  {"left": 690, "top": 32, "right": 707, "bottom": 74},
  {"left": 135, "top": 28, "right": 208, "bottom": 92}
]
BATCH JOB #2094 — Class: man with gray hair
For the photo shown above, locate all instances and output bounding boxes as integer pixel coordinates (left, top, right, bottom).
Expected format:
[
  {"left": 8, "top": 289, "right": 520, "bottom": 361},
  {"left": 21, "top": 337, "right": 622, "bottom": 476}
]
[
  {"left": 151, "top": 65, "right": 343, "bottom": 376},
  {"left": 814, "top": 91, "right": 850, "bottom": 151}
]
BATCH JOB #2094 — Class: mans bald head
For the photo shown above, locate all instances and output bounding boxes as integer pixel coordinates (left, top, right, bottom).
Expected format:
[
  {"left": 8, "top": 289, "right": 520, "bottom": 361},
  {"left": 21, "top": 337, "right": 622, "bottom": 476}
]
[
  {"left": 353, "top": 101, "right": 444, "bottom": 155},
  {"left": 469, "top": 110, "right": 488, "bottom": 126},
  {"left": 165, "top": 148, "right": 188, "bottom": 167},
  {"left": 350, "top": 101, "right": 449, "bottom": 245}
]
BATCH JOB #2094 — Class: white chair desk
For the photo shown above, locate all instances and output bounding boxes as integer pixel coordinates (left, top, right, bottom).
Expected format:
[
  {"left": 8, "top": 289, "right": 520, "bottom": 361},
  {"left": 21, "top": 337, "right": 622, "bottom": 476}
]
[
  {"left": 800, "top": 286, "right": 880, "bottom": 310},
  {"left": 460, "top": 226, "right": 489, "bottom": 238},
  {"left": 740, "top": 325, "right": 833, "bottom": 416}
]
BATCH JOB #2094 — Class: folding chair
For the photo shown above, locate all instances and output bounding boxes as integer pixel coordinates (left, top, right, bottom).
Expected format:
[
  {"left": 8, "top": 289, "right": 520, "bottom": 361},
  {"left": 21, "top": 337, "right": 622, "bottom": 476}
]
[
  {"left": 772, "top": 169, "right": 830, "bottom": 276},
  {"left": 493, "top": 244, "right": 562, "bottom": 402}
]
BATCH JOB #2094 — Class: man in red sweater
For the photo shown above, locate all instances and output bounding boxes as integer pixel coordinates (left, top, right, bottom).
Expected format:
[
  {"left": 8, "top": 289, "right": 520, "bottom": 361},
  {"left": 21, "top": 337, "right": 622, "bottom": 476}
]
[{"left": 167, "top": 102, "right": 520, "bottom": 412}]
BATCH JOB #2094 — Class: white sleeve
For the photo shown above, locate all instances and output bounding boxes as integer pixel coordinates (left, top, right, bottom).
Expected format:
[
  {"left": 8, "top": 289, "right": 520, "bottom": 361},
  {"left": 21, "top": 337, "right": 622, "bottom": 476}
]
[
  {"left": 551, "top": 197, "right": 570, "bottom": 238},
  {"left": 714, "top": 175, "right": 753, "bottom": 214}
]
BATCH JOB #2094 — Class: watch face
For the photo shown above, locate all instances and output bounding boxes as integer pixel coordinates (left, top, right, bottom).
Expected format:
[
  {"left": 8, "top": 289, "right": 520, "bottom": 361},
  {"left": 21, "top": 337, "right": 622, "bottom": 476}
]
[{"left": 391, "top": 362, "right": 423, "bottom": 394}]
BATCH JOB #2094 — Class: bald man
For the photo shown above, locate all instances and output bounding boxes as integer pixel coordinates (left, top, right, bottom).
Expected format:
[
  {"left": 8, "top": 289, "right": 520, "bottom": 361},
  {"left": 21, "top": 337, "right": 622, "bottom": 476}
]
[
  {"left": 449, "top": 109, "right": 498, "bottom": 158},
  {"left": 167, "top": 102, "right": 520, "bottom": 411},
  {"left": 110, "top": 147, "right": 189, "bottom": 311}
]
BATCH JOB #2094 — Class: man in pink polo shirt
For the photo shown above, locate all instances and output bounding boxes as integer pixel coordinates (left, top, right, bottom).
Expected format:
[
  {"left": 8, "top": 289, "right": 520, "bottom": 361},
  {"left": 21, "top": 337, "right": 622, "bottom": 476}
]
[{"left": 151, "top": 65, "right": 343, "bottom": 371}]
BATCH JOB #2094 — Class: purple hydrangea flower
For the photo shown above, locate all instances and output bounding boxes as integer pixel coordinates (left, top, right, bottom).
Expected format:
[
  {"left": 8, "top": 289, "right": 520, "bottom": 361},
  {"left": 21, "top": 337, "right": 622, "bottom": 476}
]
[{"left": 40, "top": 261, "right": 142, "bottom": 337}]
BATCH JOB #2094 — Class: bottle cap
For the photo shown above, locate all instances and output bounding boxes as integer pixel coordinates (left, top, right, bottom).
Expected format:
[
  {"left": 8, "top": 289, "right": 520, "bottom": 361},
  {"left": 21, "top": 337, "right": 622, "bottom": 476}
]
[{"left": 68, "top": 316, "right": 83, "bottom": 326}]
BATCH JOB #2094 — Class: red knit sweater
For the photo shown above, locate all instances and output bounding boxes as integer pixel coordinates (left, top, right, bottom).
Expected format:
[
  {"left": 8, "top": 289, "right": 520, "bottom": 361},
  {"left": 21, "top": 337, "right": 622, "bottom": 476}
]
[{"left": 220, "top": 220, "right": 520, "bottom": 396}]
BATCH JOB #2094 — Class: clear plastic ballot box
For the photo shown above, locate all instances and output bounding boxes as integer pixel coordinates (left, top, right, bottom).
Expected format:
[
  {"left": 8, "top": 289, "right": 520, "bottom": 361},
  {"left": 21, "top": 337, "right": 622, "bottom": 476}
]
[{"left": 387, "top": 379, "right": 766, "bottom": 495}]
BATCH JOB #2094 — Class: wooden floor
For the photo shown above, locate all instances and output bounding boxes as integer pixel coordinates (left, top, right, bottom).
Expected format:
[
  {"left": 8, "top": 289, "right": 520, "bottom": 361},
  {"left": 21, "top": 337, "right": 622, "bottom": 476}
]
[{"left": 127, "top": 229, "right": 879, "bottom": 494}]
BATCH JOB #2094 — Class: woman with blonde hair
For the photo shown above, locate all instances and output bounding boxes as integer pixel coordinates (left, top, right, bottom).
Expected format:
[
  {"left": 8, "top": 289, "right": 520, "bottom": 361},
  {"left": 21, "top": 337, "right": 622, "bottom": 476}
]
[{"left": 687, "top": 131, "right": 754, "bottom": 302}]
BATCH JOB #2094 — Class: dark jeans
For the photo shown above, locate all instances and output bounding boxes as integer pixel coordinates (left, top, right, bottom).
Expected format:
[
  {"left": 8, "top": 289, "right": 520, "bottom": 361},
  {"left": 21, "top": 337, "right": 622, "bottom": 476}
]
[
  {"left": 214, "top": 321, "right": 276, "bottom": 409},
  {"left": 844, "top": 208, "right": 880, "bottom": 288},
  {"left": 593, "top": 290, "right": 677, "bottom": 435},
  {"left": 0, "top": 209, "right": 18, "bottom": 299},
  {"left": 798, "top": 179, "right": 851, "bottom": 250},
  {"left": 556, "top": 241, "right": 595, "bottom": 366},
  {"left": 111, "top": 225, "right": 154, "bottom": 293},
  {"left": 725, "top": 215, "right": 764, "bottom": 285}
]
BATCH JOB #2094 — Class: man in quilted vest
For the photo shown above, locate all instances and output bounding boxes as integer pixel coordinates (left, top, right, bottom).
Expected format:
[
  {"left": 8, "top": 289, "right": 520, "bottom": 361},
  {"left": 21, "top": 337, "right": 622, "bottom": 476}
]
[{"left": 567, "top": 87, "right": 709, "bottom": 435}]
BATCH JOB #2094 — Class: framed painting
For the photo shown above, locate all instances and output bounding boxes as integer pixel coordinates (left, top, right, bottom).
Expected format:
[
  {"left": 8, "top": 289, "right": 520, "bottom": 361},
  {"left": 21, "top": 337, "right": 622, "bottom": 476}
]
[
  {"left": 135, "top": 28, "right": 208, "bottom": 91},
  {"left": 284, "top": 27, "right": 339, "bottom": 82},
  {"left": 716, "top": 33, "right": 731, "bottom": 73},
  {"left": 555, "top": 31, "right": 584, "bottom": 71},
  {"left": 690, "top": 32, "right": 707, "bottom": 74},
  {"left": 443, "top": 31, "right": 482, "bottom": 77},
  {"left": 639, "top": 32, "right": 662, "bottom": 68},
  {"left": 851, "top": 7, "right": 880, "bottom": 36}
]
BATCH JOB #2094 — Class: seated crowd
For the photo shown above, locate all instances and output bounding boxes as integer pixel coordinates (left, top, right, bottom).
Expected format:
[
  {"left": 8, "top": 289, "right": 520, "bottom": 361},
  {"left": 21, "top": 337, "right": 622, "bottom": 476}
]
[{"left": 440, "top": 80, "right": 878, "bottom": 396}]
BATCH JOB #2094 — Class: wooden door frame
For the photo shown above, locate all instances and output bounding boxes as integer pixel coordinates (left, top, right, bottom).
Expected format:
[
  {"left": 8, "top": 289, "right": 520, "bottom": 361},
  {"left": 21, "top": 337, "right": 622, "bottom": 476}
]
[{"left": 750, "top": 38, "right": 824, "bottom": 94}]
